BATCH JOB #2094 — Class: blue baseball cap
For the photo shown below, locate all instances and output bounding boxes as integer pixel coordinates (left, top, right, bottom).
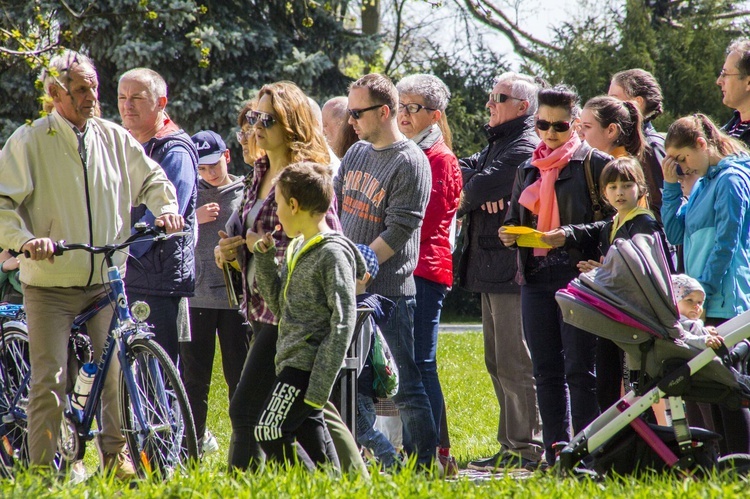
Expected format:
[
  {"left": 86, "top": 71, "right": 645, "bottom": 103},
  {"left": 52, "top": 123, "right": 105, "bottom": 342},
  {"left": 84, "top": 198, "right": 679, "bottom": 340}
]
[{"left": 191, "top": 130, "right": 227, "bottom": 165}]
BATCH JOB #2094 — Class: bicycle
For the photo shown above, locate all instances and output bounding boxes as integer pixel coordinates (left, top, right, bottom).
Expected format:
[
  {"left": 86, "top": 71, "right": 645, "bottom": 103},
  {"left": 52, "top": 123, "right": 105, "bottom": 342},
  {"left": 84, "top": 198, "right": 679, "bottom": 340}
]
[{"left": 0, "top": 224, "right": 198, "bottom": 479}]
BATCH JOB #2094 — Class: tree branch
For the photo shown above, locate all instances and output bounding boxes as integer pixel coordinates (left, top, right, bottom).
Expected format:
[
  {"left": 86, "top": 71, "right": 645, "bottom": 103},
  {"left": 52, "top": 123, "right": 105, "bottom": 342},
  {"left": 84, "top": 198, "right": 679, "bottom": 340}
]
[{"left": 458, "top": 0, "right": 559, "bottom": 65}]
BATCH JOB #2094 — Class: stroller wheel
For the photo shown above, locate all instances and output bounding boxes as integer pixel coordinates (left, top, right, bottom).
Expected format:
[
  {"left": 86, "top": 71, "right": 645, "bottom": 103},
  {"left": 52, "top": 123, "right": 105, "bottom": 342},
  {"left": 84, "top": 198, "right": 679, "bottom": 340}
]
[{"left": 717, "top": 453, "right": 750, "bottom": 475}]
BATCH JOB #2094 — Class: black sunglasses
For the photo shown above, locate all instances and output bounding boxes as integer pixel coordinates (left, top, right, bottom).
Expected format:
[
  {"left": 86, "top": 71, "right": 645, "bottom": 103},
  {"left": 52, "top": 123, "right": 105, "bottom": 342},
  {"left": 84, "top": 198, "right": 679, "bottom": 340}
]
[
  {"left": 347, "top": 104, "right": 385, "bottom": 120},
  {"left": 489, "top": 92, "right": 523, "bottom": 103},
  {"left": 246, "top": 110, "right": 277, "bottom": 128},
  {"left": 535, "top": 119, "right": 571, "bottom": 133},
  {"left": 398, "top": 103, "right": 436, "bottom": 114}
]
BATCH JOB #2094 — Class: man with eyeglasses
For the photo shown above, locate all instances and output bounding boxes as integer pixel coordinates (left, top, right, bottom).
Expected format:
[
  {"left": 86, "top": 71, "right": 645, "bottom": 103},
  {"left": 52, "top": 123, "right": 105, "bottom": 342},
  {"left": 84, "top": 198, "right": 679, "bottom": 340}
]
[
  {"left": 457, "top": 72, "right": 544, "bottom": 472},
  {"left": 717, "top": 39, "right": 750, "bottom": 146},
  {"left": 333, "top": 73, "right": 437, "bottom": 469},
  {"left": 117, "top": 68, "right": 198, "bottom": 368}
]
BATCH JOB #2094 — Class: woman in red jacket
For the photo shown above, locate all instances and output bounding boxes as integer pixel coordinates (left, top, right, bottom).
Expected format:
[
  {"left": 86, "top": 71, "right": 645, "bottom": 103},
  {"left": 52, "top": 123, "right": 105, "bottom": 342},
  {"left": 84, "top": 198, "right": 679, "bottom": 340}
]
[{"left": 396, "top": 74, "right": 462, "bottom": 472}]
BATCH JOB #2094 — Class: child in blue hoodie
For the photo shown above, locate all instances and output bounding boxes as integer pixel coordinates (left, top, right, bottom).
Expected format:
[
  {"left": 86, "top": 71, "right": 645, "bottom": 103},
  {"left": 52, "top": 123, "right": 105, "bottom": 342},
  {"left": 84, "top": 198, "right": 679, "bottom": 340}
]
[{"left": 252, "top": 162, "right": 367, "bottom": 470}]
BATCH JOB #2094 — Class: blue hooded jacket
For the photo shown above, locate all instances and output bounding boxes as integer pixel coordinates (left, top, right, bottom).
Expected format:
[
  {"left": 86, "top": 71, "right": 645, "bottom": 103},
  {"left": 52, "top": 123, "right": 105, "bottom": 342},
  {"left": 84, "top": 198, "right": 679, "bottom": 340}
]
[
  {"left": 662, "top": 155, "right": 750, "bottom": 318},
  {"left": 125, "top": 128, "right": 198, "bottom": 297}
]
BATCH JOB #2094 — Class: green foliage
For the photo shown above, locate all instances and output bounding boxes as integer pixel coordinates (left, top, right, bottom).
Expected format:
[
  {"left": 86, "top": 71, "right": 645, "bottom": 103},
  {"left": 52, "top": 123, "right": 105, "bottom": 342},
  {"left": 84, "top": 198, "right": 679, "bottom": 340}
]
[
  {"left": 540, "top": 0, "right": 739, "bottom": 130},
  {"left": 0, "top": 0, "right": 379, "bottom": 151}
]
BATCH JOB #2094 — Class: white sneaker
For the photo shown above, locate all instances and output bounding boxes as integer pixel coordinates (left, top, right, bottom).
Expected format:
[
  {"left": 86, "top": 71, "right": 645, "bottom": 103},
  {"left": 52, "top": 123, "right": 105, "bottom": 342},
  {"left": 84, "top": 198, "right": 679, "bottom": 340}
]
[
  {"left": 201, "top": 430, "right": 219, "bottom": 455},
  {"left": 67, "top": 460, "right": 87, "bottom": 484}
]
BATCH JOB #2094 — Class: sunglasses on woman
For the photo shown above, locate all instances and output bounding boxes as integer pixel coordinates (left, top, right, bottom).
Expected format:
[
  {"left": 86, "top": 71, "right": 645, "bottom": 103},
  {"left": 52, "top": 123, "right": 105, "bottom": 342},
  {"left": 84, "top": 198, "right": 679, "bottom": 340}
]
[
  {"left": 246, "top": 110, "right": 277, "bottom": 128},
  {"left": 535, "top": 119, "right": 571, "bottom": 133}
]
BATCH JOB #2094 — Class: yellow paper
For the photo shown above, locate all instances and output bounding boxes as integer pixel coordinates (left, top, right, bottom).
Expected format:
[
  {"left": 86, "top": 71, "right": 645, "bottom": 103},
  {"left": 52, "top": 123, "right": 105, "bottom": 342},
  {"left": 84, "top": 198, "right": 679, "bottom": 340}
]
[{"left": 501, "top": 226, "right": 553, "bottom": 249}]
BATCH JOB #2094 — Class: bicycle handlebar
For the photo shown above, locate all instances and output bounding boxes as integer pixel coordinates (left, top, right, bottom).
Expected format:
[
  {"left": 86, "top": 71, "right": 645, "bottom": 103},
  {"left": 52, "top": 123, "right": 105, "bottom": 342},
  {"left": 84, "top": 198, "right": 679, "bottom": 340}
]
[{"left": 23, "top": 224, "right": 189, "bottom": 258}]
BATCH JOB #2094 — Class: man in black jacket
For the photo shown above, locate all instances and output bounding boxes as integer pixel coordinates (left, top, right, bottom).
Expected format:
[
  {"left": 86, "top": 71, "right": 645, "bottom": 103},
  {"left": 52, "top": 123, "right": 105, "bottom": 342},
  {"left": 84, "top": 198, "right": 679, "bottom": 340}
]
[
  {"left": 717, "top": 39, "right": 750, "bottom": 146},
  {"left": 459, "top": 72, "right": 544, "bottom": 471}
]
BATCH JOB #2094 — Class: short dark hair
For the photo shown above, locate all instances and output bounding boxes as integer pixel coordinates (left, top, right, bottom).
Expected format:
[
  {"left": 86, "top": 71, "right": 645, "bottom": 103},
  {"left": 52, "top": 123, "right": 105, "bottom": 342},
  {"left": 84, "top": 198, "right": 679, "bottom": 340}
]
[
  {"left": 349, "top": 73, "right": 398, "bottom": 110},
  {"left": 599, "top": 157, "right": 648, "bottom": 203},
  {"left": 537, "top": 84, "right": 580, "bottom": 118},
  {"left": 276, "top": 162, "right": 333, "bottom": 215}
]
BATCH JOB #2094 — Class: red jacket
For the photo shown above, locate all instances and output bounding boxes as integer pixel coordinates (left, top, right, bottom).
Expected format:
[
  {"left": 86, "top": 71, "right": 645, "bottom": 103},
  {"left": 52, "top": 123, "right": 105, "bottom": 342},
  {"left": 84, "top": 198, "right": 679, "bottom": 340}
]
[{"left": 415, "top": 137, "right": 462, "bottom": 287}]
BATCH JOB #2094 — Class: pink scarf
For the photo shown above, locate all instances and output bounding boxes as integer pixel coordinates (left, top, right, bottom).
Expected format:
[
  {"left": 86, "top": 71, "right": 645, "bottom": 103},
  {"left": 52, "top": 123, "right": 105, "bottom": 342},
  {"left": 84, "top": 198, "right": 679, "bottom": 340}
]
[{"left": 518, "top": 133, "right": 581, "bottom": 256}]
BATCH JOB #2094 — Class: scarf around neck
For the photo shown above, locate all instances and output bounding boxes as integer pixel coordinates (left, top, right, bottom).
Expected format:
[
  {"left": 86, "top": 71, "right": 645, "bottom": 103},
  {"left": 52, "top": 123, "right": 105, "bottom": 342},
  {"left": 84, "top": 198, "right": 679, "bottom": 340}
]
[{"left": 519, "top": 133, "right": 581, "bottom": 256}]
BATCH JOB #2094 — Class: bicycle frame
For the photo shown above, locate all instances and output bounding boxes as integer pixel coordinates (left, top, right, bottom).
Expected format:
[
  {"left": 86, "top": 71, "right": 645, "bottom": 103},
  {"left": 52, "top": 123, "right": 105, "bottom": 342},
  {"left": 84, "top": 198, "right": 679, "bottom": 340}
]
[{"left": 71, "top": 265, "right": 160, "bottom": 445}]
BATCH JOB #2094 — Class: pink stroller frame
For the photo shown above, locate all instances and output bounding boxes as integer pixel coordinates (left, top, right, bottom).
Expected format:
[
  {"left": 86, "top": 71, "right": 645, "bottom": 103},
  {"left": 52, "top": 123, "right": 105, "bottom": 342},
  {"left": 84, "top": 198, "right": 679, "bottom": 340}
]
[{"left": 555, "top": 233, "right": 750, "bottom": 475}]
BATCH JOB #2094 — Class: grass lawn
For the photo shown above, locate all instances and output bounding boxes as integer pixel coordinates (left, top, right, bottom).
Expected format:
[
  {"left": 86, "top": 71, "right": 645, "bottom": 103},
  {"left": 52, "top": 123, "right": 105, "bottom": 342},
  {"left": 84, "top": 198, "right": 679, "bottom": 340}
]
[{"left": 2, "top": 332, "right": 748, "bottom": 497}]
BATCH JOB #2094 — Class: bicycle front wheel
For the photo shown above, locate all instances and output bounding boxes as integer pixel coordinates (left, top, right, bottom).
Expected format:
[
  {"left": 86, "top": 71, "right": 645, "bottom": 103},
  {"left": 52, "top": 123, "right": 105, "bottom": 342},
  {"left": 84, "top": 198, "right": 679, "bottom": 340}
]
[{"left": 119, "top": 338, "right": 197, "bottom": 478}]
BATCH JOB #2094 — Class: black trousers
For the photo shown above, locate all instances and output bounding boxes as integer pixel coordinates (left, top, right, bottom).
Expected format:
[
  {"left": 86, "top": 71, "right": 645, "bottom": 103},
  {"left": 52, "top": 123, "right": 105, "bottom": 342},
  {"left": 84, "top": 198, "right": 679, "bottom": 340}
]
[
  {"left": 181, "top": 307, "right": 251, "bottom": 440},
  {"left": 255, "top": 367, "right": 338, "bottom": 470}
]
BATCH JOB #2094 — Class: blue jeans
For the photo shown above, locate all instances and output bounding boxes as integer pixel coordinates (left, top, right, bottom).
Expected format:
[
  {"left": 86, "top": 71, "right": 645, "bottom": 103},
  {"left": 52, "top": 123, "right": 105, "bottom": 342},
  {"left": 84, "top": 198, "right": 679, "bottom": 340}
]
[
  {"left": 413, "top": 276, "right": 448, "bottom": 437},
  {"left": 520, "top": 278, "right": 598, "bottom": 464},
  {"left": 382, "top": 295, "right": 437, "bottom": 464},
  {"left": 355, "top": 393, "right": 398, "bottom": 466}
]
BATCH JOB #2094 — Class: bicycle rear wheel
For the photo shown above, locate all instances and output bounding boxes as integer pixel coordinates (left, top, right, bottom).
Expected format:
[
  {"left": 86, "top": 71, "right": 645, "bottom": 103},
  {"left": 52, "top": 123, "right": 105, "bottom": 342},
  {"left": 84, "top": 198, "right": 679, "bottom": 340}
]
[
  {"left": 0, "top": 324, "right": 30, "bottom": 478},
  {"left": 119, "top": 337, "right": 197, "bottom": 478}
]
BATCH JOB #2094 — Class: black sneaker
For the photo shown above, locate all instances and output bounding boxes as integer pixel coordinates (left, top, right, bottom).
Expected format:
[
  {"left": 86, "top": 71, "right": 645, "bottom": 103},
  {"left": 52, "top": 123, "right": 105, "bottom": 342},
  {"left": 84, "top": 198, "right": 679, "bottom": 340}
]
[
  {"left": 468, "top": 451, "right": 538, "bottom": 471},
  {"left": 467, "top": 451, "right": 506, "bottom": 471}
]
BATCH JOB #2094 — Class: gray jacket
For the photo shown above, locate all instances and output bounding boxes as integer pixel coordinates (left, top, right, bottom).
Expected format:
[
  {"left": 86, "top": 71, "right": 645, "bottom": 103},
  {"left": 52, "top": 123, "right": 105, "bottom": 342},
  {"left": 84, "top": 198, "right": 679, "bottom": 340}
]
[
  {"left": 190, "top": 175, "right": 244, "bottom": 309},
  {"left": 254, "top": 232, "right": 367, "bottom": 407}
]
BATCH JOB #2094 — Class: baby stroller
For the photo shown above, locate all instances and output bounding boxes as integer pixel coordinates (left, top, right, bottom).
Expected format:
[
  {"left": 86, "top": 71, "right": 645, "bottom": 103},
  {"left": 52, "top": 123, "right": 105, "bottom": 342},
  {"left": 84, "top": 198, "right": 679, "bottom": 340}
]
[{"left": 554, "top": 233, "right": 750, "bottom": 476}]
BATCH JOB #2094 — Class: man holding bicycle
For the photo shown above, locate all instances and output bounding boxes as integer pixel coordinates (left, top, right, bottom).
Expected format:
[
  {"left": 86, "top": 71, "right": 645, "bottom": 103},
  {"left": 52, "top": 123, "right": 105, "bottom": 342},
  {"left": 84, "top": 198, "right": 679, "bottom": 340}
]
[{"left": 0, "top": 50, "right": 183, "bottom": 478}]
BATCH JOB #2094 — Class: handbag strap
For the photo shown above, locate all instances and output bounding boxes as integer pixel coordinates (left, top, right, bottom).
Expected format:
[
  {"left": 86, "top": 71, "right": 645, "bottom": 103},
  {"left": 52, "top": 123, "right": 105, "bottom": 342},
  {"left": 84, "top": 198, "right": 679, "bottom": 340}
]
[{"left": 583, "top": 149, "right": 603, "bottom": 221}]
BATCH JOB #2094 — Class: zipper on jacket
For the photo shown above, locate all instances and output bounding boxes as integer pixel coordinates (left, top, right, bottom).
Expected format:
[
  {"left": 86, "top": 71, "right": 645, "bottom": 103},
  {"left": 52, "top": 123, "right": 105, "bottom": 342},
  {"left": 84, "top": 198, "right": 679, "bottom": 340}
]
[{"left": 75, "top": 127, "right": 96, "bottom": 286}]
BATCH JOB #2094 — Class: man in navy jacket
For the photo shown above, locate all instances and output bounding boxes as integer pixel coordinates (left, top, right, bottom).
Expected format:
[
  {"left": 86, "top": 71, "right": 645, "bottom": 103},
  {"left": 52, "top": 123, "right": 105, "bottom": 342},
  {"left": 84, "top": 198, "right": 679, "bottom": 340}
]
[{"left": 118, "top": 67, "right": 198, "bottom": 364}]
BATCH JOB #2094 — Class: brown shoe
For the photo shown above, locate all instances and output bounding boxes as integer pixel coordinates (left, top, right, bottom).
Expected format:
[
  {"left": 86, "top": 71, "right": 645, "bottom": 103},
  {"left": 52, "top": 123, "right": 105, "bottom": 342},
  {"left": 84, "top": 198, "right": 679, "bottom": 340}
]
[
  {"left": 438, "top": 453, "right": 459, "bottom": 478},
  {"left": 102, "top": 448, "right": 137, "bottom": 480}
]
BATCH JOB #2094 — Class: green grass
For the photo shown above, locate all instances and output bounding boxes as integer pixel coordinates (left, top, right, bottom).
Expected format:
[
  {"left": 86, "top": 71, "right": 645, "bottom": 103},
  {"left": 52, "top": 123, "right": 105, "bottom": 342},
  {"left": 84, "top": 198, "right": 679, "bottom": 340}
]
[{"left": 2, "top": 332, "right": 749, "bottom": 497}]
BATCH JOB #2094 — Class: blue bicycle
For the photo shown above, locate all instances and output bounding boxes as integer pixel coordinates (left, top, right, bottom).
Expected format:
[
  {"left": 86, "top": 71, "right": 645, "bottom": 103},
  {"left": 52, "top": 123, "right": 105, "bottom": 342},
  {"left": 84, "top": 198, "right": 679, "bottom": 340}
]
[{"left": 0, "top": 224, "right": 198, "bottom": 479}]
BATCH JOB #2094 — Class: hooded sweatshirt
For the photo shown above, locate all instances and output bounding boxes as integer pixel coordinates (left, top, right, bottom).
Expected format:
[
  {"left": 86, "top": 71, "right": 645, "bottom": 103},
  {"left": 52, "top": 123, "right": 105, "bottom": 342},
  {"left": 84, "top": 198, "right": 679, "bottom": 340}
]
[{"left": 254, "top": 231, "right": 367, "bottom": 407}]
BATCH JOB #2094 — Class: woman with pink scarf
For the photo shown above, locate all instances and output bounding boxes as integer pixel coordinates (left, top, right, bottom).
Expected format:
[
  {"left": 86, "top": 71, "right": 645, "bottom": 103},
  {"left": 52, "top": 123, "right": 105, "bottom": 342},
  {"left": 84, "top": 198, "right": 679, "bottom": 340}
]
[{"left": 499, "top": 84, "right": 613, "bottom": 466}]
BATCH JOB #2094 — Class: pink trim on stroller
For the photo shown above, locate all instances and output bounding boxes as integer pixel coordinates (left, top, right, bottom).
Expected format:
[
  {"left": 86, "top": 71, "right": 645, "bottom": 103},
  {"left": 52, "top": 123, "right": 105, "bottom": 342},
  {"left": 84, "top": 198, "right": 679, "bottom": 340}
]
[{"left": 561, "top": 285, "right": 654, "bottom": 334}]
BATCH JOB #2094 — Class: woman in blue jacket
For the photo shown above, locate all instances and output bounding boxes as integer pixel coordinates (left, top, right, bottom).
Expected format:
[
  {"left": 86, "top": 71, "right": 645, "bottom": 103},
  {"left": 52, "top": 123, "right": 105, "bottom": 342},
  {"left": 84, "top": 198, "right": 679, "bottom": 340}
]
[{"left": 661, "top": 113, "right": 750, "bottom": 455}]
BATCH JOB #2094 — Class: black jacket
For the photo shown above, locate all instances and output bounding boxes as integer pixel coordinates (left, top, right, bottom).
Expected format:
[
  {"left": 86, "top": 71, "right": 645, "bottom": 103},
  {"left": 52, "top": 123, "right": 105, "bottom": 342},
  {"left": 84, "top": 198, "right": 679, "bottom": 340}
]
[
  {"left": 457, "top": 115, "right": 539, "bottom": 294},
  {"left": 722, "top": 110, "right": 750, "bottom": 147},
  {"left": 504, "top": 142, "right": 613, "bottom": 285},
  {"left": 642, "top": 122, "right": 666, "bottom": 219},
  {"left": 562, "top": 213, "right": 673, "bottom": 272}
]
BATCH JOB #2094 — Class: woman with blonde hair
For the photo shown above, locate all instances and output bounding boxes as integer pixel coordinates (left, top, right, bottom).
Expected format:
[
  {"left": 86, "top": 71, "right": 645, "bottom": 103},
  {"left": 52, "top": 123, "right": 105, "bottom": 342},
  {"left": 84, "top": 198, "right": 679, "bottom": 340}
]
[{"left": 217, "top": 81, "right": 342, "bottom": 471}]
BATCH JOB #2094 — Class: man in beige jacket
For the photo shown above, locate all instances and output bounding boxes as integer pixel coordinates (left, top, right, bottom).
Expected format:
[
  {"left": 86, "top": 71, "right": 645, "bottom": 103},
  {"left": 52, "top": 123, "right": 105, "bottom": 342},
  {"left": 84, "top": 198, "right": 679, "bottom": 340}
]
[{"left": 0, "top": 50, "right": 182, "bottom": 478}]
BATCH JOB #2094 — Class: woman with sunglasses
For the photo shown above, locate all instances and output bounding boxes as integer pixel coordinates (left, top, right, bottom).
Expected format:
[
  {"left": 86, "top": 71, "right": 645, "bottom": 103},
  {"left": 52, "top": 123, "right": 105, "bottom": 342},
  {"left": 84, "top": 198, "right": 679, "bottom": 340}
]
[
  {"left": 661, "top": 113, "right": 750, "bottom": 455},
  {"left": 217, "top": 81, "right": 343, "bottom": 471},
  {"left": 395, "top": 74, "right": 462, "bottom": 474},
  {"left": 499, "top": 84, "right": 612, "bottom": 466}
]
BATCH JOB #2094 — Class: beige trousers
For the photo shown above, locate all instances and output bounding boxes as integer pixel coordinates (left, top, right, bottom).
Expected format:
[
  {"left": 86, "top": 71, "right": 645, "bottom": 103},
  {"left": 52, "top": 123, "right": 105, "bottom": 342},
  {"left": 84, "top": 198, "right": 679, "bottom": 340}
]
[
  {"left": 23, "top": 284, "right": 125, "bottom": 466},
  {"left": 481, "top": 292, "right": 543, "bottom": 461}
]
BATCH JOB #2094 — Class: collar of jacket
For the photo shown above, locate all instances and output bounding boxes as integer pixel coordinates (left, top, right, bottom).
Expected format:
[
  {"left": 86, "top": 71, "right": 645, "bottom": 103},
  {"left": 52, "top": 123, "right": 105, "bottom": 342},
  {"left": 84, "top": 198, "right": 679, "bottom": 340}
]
[
  {"left": 522, "top": 141, "right": 594, "bottom": 179},
  {"left": 483, "top": 115, "right": 535, "bottom": 143}
]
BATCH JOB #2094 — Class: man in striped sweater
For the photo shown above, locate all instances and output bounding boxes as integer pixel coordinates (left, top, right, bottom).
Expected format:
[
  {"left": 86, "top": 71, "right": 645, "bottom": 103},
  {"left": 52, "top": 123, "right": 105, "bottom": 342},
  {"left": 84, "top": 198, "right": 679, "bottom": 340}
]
[{"left": 333, "top": 73, "right": 437, "bottom": 468}]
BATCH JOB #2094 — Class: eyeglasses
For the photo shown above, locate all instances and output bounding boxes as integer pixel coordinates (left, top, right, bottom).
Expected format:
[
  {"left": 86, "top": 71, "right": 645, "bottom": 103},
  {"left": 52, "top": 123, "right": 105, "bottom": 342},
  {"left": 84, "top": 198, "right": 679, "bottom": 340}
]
[
  {"left": 398, "top": 103, "right": 436, "bottom": 114},
  {"left": 718, "top": 69, "right": 746, "bottom": 79},
  {"left": 347, "top": 104, "right": 385, "bottom": 120},
  {"left": 535, "top": 119, "right": 571, "bottom": 133},
  {"left": 246, "top": 110, "right": 277, "bottom": 128},
  {"left": 236, "top": 129, "right": 252, "bottom": 143},
  {"left": 489, "top": 92, "right": 523, "bottom": 103}
]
